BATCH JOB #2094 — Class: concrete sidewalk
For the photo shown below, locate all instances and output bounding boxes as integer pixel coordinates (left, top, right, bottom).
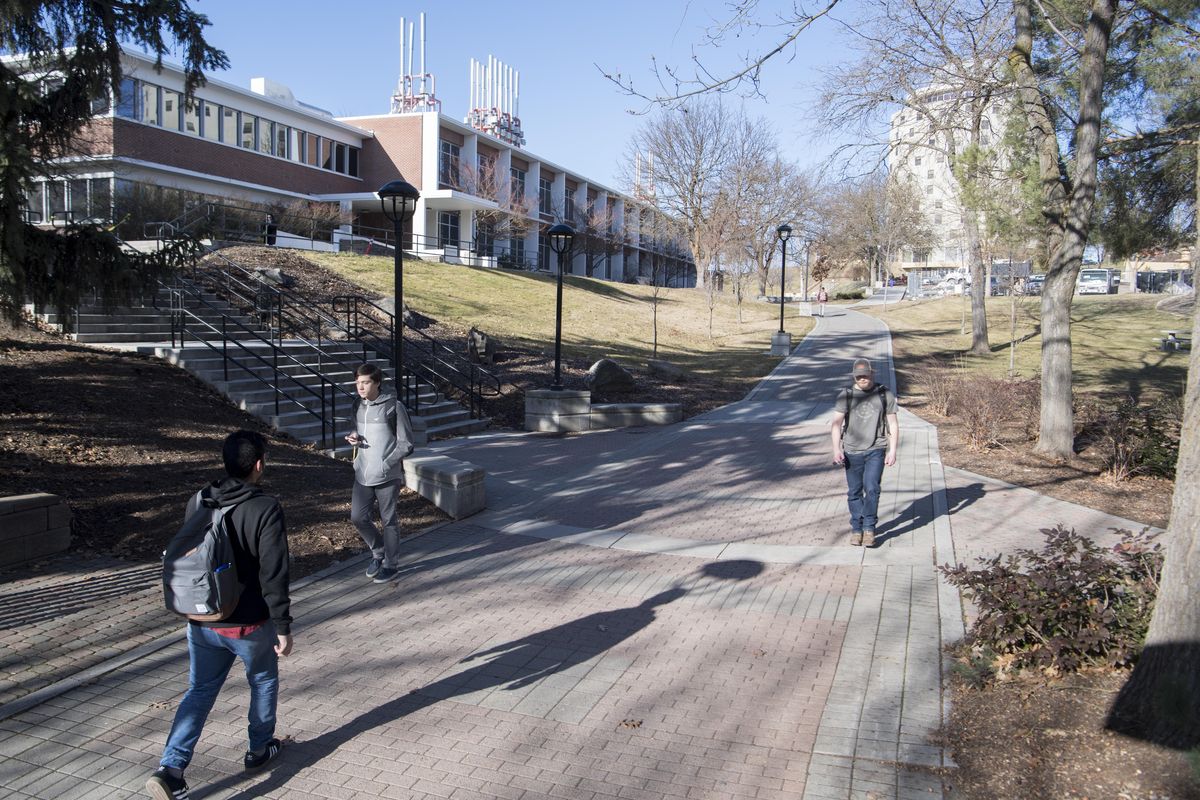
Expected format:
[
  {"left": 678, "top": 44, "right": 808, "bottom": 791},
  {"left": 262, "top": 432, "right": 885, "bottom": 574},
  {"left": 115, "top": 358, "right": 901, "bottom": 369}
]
[{"left": 0, "top": 307, "right": 1160, "bottom": 800}]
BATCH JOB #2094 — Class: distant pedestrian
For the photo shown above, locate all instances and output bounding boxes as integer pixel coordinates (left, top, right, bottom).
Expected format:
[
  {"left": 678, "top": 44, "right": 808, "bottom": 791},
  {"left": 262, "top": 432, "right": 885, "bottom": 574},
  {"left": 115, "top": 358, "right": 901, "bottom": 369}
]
[
  {"left": 147, "top": 430, "right": 292, "bottom": 800},
  {"left": 264, "top": 214, "right": 277, "bottom": 246},
  {"left": 816, "top": 285, "right": 828, "bottom": 317},
  {"left": 345, "top": 363, "right": 415, "bottom": 583},
  {"left": 830, "top": 358, "right": 898, "bottom": 547}
]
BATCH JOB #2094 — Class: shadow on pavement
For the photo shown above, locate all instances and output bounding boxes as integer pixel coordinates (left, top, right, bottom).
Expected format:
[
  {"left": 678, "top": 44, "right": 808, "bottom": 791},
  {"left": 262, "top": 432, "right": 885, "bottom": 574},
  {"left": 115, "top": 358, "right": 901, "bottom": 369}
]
[
  {"left": 873, "top": 482, "right": 985, "bottom": 546},
  {"left": 193, "top": 561, "right": 764, "bottom": 799},
  {"left": 0, "top": 564, "right": 160, "bottom": 631}
]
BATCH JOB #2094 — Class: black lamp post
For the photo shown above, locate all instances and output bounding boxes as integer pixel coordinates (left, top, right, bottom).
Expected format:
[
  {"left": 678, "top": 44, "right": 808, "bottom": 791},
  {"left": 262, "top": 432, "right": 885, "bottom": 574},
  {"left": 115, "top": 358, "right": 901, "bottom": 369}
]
[
  {"left": 378, "top": 180, "right": 420, "bottom": 404},
  {"left": 547, "top": 223, "right": 575, "bottom": 391},
  {"left": 776, "top": 223, "right": 792, "bottom": 333},
  {"left": 803, "top": 238, "right": 811, "bottom": 302}
]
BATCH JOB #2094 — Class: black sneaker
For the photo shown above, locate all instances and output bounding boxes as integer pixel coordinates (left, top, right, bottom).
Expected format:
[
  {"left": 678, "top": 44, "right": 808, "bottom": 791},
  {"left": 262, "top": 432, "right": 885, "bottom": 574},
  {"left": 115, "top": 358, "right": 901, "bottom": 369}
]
[
  {"left": 244, "top": 737, "right": 283, "bottom": 771},
  {"left": 145, "top": 768, "right": 190, "bottom": 800},
  {"left": 365, "top": 557, "right": 383, "bottom": 579},
  {"left": 373, "top": 566, "right": 399, "bottom": 583}
]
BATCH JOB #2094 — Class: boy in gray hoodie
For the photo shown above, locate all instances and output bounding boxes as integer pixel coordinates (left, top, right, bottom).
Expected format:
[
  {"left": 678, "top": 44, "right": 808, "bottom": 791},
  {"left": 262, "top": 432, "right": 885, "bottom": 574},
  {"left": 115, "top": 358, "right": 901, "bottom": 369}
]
[{"left": 345, "top": 363, "right": 415, "bottom": 583}]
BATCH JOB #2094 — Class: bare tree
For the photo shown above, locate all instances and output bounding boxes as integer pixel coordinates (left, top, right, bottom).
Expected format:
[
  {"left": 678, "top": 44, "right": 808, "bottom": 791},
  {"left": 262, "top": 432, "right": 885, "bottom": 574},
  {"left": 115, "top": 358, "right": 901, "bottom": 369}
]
[
  {"left": 815, "top": 172, "right": 933, "bottom": 280},
  {"left": 459, "top": 158, "right": 534, "bottom": 262},
  {"left": 624, "top": 100, "right": 770, "bottom": 288},
  {"left": 599, "top": 1, "right": 843, "bottom": 108},
  {"left": 726, "top": 156, "right": 819, "bottom": 296},
  {"left": 815, "top": 0, "right": 1014, "bottom": 353}
]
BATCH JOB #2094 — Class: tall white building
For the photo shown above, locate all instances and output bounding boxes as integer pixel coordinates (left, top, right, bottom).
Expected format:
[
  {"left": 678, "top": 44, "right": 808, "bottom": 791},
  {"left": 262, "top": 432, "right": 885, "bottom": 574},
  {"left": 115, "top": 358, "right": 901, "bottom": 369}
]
[{"left": 886, "top": 86, "right": 1009, "bottom": 275}]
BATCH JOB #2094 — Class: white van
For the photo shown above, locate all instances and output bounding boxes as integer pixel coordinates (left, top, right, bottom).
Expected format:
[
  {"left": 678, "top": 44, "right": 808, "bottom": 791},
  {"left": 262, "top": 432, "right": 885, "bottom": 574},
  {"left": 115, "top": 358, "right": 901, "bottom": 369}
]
[{"left": 1077, "top": 268, "right": 1117, "bottom": 295}]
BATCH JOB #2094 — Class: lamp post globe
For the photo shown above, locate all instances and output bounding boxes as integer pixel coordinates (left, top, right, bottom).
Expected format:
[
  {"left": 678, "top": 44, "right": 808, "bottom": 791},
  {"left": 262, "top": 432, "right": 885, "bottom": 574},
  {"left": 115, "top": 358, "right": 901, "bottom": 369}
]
[
  {"left": 378, "top": 180, "right": 420, "bottom": 403},
  {"left": 776, "top": 223, "right": 792, "bottom": 333},
  {"left": 547, "top": 223, "right": 576, "bottom": 391}
]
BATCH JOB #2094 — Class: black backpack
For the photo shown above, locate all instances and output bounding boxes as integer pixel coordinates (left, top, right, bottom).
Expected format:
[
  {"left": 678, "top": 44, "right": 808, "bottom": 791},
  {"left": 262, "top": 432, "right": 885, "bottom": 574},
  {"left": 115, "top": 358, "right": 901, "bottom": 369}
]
[
  {"left": 162, "top": 491, "right": 243, "bottom": 622},
  {"left": 840, "top": 384, "right": 890, "bottom": 440}
]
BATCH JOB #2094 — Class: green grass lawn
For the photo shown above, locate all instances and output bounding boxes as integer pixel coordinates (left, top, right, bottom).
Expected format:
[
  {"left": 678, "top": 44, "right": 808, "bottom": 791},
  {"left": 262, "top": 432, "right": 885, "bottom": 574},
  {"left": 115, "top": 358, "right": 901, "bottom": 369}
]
[
  {"left": 864, "top": 293, "right": 1192, "bottom": 401},
  {"left": 306, "top": 252, "right": 810, "bottom": 381}
]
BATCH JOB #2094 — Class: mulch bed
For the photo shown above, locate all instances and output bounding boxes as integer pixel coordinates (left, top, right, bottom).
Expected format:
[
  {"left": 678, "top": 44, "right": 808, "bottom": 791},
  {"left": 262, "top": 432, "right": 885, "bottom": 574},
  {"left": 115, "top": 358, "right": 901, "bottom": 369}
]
[{"left": 942, "top": 668, "right": 1199, "bottom": 799}]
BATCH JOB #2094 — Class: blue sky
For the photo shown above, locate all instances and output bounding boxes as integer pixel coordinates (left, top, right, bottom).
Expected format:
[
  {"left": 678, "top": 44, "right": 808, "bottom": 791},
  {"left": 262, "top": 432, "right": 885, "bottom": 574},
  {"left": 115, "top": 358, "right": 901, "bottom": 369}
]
[{"left": 186, "top": 0, "right": 860, "bottom": 188}]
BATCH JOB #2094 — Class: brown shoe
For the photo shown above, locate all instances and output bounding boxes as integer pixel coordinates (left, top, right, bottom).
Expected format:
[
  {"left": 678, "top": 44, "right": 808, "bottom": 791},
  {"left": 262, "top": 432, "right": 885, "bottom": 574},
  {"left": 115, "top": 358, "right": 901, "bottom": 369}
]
[
  {"left": 862, "top": 530, "right": 876, "bottom": 547},
  {"left": 850, "top": 531, "right": 863, "bottom": 546}
]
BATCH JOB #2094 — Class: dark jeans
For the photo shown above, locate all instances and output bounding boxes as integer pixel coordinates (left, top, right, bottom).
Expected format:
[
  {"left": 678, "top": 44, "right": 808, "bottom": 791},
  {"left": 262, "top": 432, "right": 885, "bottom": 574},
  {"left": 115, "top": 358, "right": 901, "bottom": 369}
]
[
  {"left": 351, "top": 480, "right": 401, "bottom": 569},
  {"left": 843, "top": 447, "right": 885, "bottom": 532}
]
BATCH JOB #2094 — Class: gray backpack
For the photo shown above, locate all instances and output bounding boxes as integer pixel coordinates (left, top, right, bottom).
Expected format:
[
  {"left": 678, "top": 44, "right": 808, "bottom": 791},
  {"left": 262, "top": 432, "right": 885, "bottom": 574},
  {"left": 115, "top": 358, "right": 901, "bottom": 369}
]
[{"left": 162, "top": 491, "right": 242, "bottom": 622}]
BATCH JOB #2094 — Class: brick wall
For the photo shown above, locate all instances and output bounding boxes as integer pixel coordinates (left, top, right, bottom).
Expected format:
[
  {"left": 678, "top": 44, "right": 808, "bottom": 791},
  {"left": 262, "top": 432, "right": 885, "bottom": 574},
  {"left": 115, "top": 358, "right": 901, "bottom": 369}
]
[
  {"left": 109, "top": 118, "right": 363, "bottom": 195},
  {"left": 351, "top": 115, "right": 424, "bottom": 191},
  {"left": 0, "top": 494, "right": 71, "bottom": 568}
]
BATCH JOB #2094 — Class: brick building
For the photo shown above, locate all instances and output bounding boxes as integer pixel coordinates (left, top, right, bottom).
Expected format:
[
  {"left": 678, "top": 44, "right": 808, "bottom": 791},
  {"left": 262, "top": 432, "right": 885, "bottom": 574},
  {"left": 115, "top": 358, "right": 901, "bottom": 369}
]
[{"left": 20, "top": 48, "right": 694, "bottom": 286}]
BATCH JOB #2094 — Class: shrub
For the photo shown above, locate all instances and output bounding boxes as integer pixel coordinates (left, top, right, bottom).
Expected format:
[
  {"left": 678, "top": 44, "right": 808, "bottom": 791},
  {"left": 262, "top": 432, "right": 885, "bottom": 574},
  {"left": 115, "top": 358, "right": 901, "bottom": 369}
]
[
  {"left": 941, "top": 525, "right": 1163, "bottom": 677},
  {"left": 1010, "top": 377, "right": 1041, "bottom": 442},
  {"left": 1088, "top": 394, "right": 1182, "bottom": 481},
  {"left": 833, "top": 288, "right": 866, "bottom": 300},
  {"left": 956, "top": 375, "right": 1017, "bottom": 450},
  {"left": 917, "top": 357, "right": 957, "bottom": 416}
]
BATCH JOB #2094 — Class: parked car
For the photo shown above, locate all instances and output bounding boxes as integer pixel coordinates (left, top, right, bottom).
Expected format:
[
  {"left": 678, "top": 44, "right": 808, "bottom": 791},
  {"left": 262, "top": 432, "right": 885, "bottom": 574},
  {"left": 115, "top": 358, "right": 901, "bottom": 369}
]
[{"left": 1025, "top": 273, "right": 1046, "bottom": 295}]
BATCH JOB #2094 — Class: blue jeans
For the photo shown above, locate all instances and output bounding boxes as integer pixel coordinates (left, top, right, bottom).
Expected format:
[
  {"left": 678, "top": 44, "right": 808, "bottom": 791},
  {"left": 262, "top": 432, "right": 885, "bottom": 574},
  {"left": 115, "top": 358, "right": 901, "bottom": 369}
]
[
  {"left": 160, "top": 622, "right": 279, "bottom": 771},
  {"left": 844, "top": 448, "right": 886, "bottom": 532}
]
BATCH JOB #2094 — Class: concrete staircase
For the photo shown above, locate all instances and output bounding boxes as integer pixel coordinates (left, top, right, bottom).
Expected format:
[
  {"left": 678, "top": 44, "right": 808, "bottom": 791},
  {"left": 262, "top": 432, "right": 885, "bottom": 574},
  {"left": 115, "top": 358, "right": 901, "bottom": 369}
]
[
  {"left": 146, "top": 340, "right": 488, "bottom": 453},
  {"left": 36, "top": 281, "right": 491, "bottom": 448},
  {"left": 35, "top": 289, "right": 263, "bottom": 345}
]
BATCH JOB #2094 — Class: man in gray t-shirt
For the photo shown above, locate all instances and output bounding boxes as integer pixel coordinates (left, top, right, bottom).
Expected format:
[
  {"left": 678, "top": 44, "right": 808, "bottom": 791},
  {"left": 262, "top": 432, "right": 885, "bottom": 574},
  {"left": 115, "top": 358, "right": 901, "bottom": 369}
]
[{"left": 830, "top": 357, "right": 899, "bottom": 547}]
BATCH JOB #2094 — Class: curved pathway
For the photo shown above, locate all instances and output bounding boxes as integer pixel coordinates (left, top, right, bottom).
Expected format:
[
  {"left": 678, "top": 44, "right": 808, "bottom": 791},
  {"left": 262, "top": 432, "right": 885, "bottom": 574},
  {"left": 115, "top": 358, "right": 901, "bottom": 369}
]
[{"left": 0, "top": 306, "right": 1161, "bottom": 800}]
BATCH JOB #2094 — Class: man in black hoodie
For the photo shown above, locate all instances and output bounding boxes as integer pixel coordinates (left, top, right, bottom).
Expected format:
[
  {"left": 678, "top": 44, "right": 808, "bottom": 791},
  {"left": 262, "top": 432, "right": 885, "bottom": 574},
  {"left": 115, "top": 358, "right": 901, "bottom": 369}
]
[{"left": 146, "top": 430, "right": 293, "bottom": 800}]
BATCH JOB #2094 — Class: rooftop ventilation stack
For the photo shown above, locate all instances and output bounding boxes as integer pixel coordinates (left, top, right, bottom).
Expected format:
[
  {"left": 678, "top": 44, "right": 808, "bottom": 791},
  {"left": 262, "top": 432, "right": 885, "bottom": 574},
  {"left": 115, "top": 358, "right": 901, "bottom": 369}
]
[
  {"left": 465, "top": 55, "right": 525, "bottom": 147},
  {"left": 391, "top": 13, "right": 441, "bottom": 114}
]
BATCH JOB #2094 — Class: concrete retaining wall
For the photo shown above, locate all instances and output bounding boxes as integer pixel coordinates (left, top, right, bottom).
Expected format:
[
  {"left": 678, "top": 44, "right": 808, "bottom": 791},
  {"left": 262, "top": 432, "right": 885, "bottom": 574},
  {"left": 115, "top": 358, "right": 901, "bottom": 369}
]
[
  {"left": 524, "top": 390, "right": 682, "bottom": 433},
  {"left": 590, "top": 403, "right": 683, "bottom": 429},
  {"left": 0, "top": 494, "right": 72, "bottom": 568}
]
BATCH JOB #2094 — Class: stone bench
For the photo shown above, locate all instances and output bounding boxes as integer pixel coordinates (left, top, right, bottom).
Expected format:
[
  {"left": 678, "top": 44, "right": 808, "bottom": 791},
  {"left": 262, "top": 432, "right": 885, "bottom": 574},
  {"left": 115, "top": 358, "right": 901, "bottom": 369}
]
[
  {"left": 1, "top": 493, "right": 72, "bottom": 568},
  {"left": 403, "top": 455, "right": 485, "bottom": 520},
  {"left": 590, "top": 403, "right": 683, "bottom": 429}
]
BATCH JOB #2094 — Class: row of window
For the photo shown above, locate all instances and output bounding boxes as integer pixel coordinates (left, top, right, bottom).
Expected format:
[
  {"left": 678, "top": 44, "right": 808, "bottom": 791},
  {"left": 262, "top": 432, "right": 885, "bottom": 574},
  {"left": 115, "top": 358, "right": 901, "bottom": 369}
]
[
  {"left": 436, "top": 141, "right": 582, "bottom": 222},
  {"left": 115, "top": 78, "right": 360, "bottom": 177},
  {"left": 23, "top": 178, "right": 113, "bottom": 224}
]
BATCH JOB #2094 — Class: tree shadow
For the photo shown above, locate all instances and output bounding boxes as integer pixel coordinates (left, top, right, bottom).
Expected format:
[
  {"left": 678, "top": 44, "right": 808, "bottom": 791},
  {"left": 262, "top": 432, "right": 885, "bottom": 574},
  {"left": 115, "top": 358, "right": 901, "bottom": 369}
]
[
  {"left": 1106, "top": 641, "right": 1200, "bottom": 751},
  {"left": 193, "top": 560, "right": 764, "bottom": 799}
]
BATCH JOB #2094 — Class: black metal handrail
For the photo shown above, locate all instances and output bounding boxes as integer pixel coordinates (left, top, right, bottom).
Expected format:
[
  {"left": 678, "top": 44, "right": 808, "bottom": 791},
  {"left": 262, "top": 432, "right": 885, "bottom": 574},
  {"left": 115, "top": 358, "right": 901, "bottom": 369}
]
[
  {"left": 164, "top": 285, "right": 357, "bottom": 451},
  {"left": 332, "top": 294, "right": 502, "bottom": 419},
  {"left": 193, "top": 248, "right": 500, "bottom": 421},
  {"left": 184, "top": 251, "right": 374, "bottom": 376}
]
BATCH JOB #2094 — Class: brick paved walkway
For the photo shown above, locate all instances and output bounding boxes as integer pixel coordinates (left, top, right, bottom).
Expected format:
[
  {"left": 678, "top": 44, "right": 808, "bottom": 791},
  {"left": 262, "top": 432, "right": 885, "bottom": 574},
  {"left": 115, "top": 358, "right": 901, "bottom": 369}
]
[
  {"left": 0, "top": 556, "right": 173, "bottom": 708},
  {"left": 0, "top": 307, "right": 1161, "bottom": 800}
]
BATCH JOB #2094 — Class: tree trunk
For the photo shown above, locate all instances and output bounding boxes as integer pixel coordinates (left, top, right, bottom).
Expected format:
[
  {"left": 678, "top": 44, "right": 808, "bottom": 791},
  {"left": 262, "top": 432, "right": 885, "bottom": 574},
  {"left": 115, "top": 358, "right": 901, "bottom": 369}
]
[
  {"left": 1106, "top": 139, "right": 1200, "bottom": 748},
  {"left": 1012, "top": 0, "right": 1116, "bottom": 460},
  {"left": 964, "top": 213, "right": 990, "bottom": 355},
  {"left": 652, "top": 297, "right": 659, "bottom": 358},
  {"left": 1107, "top": 215, "right": 1200, "bottom": 748}
]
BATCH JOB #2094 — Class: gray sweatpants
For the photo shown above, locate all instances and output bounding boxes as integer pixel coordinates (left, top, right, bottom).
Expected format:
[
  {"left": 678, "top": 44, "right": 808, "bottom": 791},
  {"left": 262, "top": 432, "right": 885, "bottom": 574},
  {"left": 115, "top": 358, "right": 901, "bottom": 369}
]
[{"left": 351, "top": 480, "right": 401, "bottom": 569}]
